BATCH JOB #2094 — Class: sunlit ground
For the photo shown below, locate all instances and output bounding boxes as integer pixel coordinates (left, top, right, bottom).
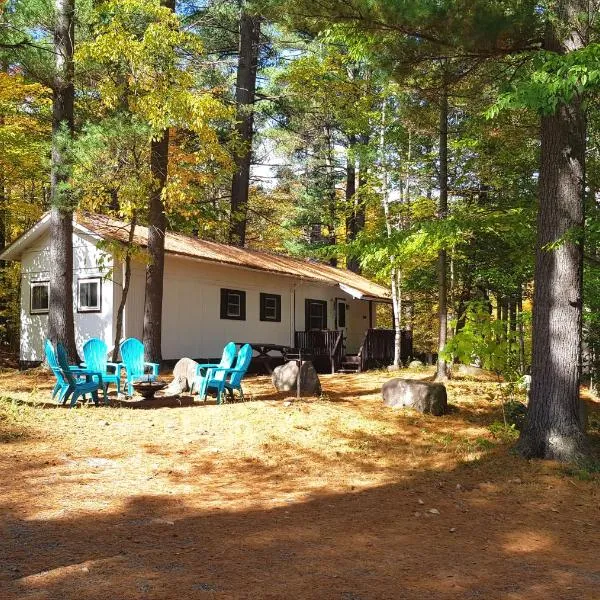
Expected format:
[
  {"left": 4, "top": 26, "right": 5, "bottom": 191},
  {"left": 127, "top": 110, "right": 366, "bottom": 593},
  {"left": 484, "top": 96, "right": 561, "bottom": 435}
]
[{"left": 0, "top": 367, "right": 598, "bottom": 599}]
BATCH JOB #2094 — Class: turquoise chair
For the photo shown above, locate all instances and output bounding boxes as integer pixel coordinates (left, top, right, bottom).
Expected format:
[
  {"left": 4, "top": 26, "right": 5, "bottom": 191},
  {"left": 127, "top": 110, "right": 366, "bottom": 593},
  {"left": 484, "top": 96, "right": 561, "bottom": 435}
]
[
  {"left": 45, "top": 339, "right": 76, "bottom": 404},
  {"left": 82, "top": 338, "right": 122, "bottom": 396},
  {"left": 195, "top": 342, "right": 237, "bottom": 399},
  {"left": 56, "top": 343, "right": 104, "bottom": 408},
  {"left": 119, "top": 338, "right": 160, "bottom": 396},
  {"left": 201, "top": 343, "right": 253, "bottom": 404}
]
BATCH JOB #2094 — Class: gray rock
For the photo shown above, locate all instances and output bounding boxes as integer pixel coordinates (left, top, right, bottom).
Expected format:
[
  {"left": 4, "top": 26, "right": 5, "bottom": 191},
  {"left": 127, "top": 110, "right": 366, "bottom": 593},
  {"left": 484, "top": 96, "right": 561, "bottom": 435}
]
[
  {"left": 408, "top": 360, "right": 425, "bottom": 369},
  {"left": 272, "top": 361, "right": 321, "bottom": 396},
  {"left": 163, "top": 357, "right": 199, "bottom": 395},
  {"left": 382, "top": 378, "right": 448, "bottom": 416}
]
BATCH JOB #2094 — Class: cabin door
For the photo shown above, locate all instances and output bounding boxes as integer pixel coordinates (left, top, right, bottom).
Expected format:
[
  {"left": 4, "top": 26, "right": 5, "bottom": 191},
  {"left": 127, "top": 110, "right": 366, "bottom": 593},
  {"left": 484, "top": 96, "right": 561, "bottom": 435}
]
[{"left": 335, "top": 298, "right": 348, "bottom": 354}]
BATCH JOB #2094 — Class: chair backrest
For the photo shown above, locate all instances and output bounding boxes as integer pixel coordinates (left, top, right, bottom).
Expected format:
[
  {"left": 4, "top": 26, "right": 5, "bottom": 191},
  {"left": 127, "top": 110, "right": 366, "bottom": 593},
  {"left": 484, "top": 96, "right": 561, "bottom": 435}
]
[
  {"left": 221, "top": 342, "right": 237, "bottom": 368},
  {"left": 83, "top": 338, "right": 108, "bottom": 372},
  {"left": 56, "top": 343, "right": 77, "bottom": 386},
  {"left": 44, "top": 339, "right": 67, "bottom": 387},
  {"left": 229, "top": 343, "right": 253, "bottom": 387},
  {"left": 120, "top": 338, "right": 145, "bottom": 378}
]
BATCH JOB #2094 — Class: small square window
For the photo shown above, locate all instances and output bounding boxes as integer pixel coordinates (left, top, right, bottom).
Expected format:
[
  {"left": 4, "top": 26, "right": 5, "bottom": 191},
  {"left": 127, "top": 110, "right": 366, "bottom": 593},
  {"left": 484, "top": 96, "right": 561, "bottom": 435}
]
[
  {"left": 78, "top": 278, "right": 101, "bottom": 312},
  {"left": 30, "top": 281, "right": 49, "bottom": 314},
  {"left": 260, "top": 293, "right": 281, "bottom": 322},
  {"left": 220, "top": 289, "right": 246, "bottom": 320}
]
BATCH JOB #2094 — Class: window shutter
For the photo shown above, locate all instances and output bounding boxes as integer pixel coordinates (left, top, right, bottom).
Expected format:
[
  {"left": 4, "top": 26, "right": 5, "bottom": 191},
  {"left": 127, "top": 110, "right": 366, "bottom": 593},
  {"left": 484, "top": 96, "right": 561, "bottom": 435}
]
[
  {"left": 260, "top": 293, "right": 266, "bottom": 321},
  {"left": 305, "top": 299, "right": 310, "bottom": 331},
  {"left": 220, "top": 289, "right": 228, "bottom": 319}
]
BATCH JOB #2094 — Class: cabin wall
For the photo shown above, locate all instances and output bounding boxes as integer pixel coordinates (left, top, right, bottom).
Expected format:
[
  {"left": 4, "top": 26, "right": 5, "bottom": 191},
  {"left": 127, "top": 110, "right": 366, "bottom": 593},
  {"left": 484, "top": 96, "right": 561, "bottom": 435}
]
[
  {"left": 19, "top": 231, "right": 114, "bottom": 362},
  {"left": 122, "top": 255, "right": 374, "bottom": 360}
]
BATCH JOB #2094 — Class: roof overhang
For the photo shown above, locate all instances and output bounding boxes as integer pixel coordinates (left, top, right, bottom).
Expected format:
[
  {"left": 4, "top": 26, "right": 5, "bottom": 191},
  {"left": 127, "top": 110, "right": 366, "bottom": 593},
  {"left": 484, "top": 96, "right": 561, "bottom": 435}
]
[
  {"left": 338, "top": 282, "right": 391, "bottom": 303},
  {"left": 0, "top": 213, "right": 51, "bottom": 261}
]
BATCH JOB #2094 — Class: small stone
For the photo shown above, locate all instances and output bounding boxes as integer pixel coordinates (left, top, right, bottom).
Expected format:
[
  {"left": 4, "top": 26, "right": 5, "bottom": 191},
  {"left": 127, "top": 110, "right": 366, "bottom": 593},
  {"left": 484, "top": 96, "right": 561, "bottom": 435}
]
[
  {"left": 509, "top": 478, "right": 522, "bottom": 484},
  {"left": 283, "top": 401, "right": 292, "bottom": 407},
  {"left": 551, "top": 508, "right": 559, "bottom": 513},
  {"left": 456, "top": 484, "right": 463, "bottom": 490},
  {"left": 428, "top": 508, "right": 440, "bottom": 515},
  {"left": 414, "top": 512, "right": 421, "bottom": 517},
  {"left": 417, "top": 498, "right": 424, "bottom": 505},
  {"left": 449, "top": 527, "right": 456, "bottom": 533},
  {"left": 81, "top": 567, "right": 89, "bottom": 573}
]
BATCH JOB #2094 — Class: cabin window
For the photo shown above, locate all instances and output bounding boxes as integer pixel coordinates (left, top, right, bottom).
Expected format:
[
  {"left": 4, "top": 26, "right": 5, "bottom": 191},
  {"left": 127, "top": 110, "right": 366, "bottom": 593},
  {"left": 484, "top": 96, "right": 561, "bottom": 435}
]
[
  {"left": 260, "top": 293, "right": 281, "bottom": 322},
  {"left": 305, "top": 299, "right": 327, "bottom": 330},
  {"left": 78, "top": 277, "right": 102, "bottom": 312},
  {"left": 30, "top": 281, "right": 49, "bottom": 314},
  {"left": 220, "top": 288, "right": 246, "bottom": 320}
]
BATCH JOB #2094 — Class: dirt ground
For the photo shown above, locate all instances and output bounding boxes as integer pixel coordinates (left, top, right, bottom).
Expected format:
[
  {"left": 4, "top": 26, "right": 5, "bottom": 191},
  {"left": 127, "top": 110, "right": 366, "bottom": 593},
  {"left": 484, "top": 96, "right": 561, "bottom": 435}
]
[{"left": 0, "top": 366, "right": 599, "bottom": 600}]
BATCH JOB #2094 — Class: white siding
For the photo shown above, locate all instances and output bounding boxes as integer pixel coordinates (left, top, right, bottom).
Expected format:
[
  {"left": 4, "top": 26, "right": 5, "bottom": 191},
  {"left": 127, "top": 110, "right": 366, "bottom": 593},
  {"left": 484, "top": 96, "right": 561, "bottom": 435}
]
[{"left": 20, "top": 231, "right": 114, "bottom": 362}]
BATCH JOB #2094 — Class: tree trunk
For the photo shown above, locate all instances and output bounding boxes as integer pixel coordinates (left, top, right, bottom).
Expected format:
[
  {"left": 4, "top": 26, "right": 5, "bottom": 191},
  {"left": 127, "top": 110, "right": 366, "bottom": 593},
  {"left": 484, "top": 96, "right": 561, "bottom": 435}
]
[
  {"left": 435, "top": 70, "right": 449, "bottom": 381},
  {"left": 142, "top": 0, "right": 174, "bottom": 363},
  {"left": 113, "top": 214, "right": 137, "bottom": 362},
  {"left": 345, "top": 135, "right": 358, "bottom": 272},
  {"left": 517, "top": 3, "right": 588, "bottom": 462},
  {"left": 229, "top": 7, "right": 260, "bottom": 247},
  {"left": 517, "top": 286, "right": 526, "bottom": 375},
  {"left": 48, "top": 0, "right": 77, "bottom": 362},
  {"left": 143, "top": 133, "right": 168, "bottom": 363}
]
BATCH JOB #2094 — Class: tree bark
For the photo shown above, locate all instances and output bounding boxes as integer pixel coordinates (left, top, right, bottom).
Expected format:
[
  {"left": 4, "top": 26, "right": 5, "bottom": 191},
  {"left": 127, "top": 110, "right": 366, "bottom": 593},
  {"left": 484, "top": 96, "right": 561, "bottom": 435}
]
[
  {"left": 142, "top": 0, "right": 174, "bottom": 363},
  {"left": 435, "top": 69, "right": 449, "bottom": 381},
  {"left": 229, "top": 7, "right": 260, "bottom": 247},
  {"left": 345, "top": 135, "right": 358, "bottom": 272},
  {"left": 143, "top": 133, "right": 168, "bottom": 363},
  {"left": 48, "top": 0, "right": 77, "bottom": 362},
  {"left": 113, "top": 213, "right": 137, "bottom": 362},
  {"left": 517, "top": 2, "right": 588, "bottom": 461}
]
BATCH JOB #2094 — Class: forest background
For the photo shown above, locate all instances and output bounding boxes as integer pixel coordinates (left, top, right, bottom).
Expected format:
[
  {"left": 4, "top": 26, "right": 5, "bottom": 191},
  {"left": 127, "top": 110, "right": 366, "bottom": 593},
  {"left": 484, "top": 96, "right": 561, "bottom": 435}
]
[{"left": 1, "top": 0, "right": 600, "bottom": 462}]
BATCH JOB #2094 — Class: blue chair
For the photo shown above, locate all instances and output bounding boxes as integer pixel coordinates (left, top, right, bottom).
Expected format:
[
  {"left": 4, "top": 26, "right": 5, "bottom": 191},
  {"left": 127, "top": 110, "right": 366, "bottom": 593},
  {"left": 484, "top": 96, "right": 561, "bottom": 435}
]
[
  {"left": 119, "top": 338, "right": 160, "bottom": 396},
  {"left": 82, "top": 338, "right": 122, "bottom": 396},
  {"left": 195, "top": 342, "right": 237, "bottom": 398},
  {"left": 56, "top": 343, "right": 104, "bottom": 407},
  {"left": 202, "top": 343, "right": 253, "bottom": 404},
  {"left": 45, "top": 339, "right": 75, "bottom": 404}
]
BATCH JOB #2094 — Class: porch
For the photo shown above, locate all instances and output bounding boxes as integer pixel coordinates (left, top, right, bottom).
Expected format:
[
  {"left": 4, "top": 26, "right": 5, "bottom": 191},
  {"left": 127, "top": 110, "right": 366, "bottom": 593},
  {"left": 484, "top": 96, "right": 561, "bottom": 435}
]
[{"left": 293, "top": 329, "right": 413, "bottom": 374}]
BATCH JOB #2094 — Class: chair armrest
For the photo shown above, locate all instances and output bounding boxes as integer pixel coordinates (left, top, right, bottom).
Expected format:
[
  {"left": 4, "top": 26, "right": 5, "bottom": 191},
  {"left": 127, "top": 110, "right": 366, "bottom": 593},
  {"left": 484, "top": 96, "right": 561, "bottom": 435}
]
[
  {"left": 106, "top": 361, "right": 120, "bottom": 373},
  {"left": 144, "top": 362, "right": 159, "bottom": 376},
  {"left": 209, "top": 367, "right": 245, "bottom": 375},
  {"left": 195, "top": 363, "right": 219, "bottom": 376}
]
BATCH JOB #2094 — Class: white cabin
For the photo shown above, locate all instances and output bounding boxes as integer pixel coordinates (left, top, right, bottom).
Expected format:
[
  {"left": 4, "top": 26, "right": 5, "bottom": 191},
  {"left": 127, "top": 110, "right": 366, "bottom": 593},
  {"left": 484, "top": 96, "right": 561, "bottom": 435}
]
[{"left": 1, "top": 212, "right": 393, "bottom": 367}]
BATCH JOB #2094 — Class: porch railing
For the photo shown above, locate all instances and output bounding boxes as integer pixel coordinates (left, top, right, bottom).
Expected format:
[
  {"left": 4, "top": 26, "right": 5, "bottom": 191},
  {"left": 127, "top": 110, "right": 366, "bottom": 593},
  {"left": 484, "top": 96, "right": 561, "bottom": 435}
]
[
  {"left": 358, "top": 329, "right": 413, "bottom": 371},
  {"left": 294, "top": 330, "right": 344, "bottom": 373}
]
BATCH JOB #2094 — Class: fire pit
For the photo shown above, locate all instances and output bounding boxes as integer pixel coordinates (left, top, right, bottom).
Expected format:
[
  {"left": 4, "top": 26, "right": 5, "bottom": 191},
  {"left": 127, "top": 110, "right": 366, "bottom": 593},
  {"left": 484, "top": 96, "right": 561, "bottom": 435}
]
[{"left": 132, "top": 378, "right": 168, "bottom": 400}]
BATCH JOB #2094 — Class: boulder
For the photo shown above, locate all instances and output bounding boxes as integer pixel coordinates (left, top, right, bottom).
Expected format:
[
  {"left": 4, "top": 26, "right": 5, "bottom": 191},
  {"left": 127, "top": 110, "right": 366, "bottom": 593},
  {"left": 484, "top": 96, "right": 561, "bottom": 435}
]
[
  {"left": 382, "top": 378, "right": 448, "bottom": 416},
  {"left": 163, "top": 357, "right": 199, "bottom": 395},
  {"left": 408, "top": 360, "right": 425, "bottom": 369},
  {"left": 272, "top": 361, "right": 321, "bottom": 396}
]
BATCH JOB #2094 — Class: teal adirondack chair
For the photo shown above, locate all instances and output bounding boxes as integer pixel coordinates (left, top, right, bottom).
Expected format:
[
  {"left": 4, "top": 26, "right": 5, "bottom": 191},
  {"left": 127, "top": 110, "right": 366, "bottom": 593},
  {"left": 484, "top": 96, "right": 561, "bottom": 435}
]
[
  {"left": 201, "top": 343, "right": 253, "bottom": 404},
  {"left": 56, "top": 343, "right": 104, "bottom": 407},
  {"left": 195, "top": 342, "right": 237, "bottom": 399},
  {"left": 45, "top": 339, "right": 76, "bottom": 404},
  {"left": 82, "top": 338, "right": 122, "bottom": 395},
  {"left": 119, "top": 338, "right": 160, "bottom": 396}
]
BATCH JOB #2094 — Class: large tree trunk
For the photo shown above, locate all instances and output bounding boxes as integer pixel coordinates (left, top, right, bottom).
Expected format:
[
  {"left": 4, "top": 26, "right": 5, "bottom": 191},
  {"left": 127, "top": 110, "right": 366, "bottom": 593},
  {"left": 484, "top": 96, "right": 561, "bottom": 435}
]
[
  {"left": 229, "top": 7, "right": 260, "bottom": 247},
  {"left": 435, "top": 71, "right": 449, "bottom": 381},
  {"left": 143, "top": 133, "right": 168, "bottom": 363},
  {"left": 517, "top": 3, "right": 588, "bottom": 461},
  {"left": 142, "top": 0, "right": 174, "bottom": 363},
  {"left": 48, "top": 0, "right": 77, "bottom": 361}
]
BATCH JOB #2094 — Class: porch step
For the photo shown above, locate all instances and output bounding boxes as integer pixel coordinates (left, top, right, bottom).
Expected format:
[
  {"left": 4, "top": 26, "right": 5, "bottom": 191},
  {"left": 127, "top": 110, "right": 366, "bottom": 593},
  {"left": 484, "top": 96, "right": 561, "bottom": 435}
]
[{"left": 338, "top": 354, "right": 361, "bottom": 374}]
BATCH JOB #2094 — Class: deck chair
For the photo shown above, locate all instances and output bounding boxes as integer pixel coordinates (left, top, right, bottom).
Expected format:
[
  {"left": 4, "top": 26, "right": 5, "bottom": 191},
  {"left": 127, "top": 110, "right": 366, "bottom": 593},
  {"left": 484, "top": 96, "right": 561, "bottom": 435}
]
[
  {"left": 119, "top": 338, "right": 160, "bottom": 396},
  {"left": 195, "top": 342, "right": 237, "bottom": 399},
  {"left": 45, "top": 339, "right": 75, "bottom": 404},
  {"left": 56, "top": 343, "right": 103, "bottom": 407},
  {"left": 201, "top": 343, "right": 253, "bottom": 404},
  {"left": 82, "top": 338, "right": 122, "bottom": 396}
]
